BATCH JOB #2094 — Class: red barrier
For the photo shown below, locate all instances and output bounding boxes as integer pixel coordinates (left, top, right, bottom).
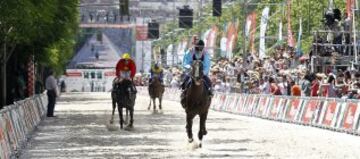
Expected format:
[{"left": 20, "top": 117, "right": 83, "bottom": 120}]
[
  {"left": 236, "top": 95, "right": 246, "bottom": 113},
  {"left": 225, "top": 95, "right": 235, "bottom": 112},
  {"left": 256, "top": 96, "right": 270, "bottom": 117},
  {"left": 285, "top": 98, "right": 303, "bottom": 122},
  {"left": 244, "top": 95, "right": 255, "bottom": 114},
  {"left": 228, "top": 96, "right": 239, "bottom": 112},
  {"left": 270, "top": 97, "right": 281, "bottom": 119},
  {"left": 342, "top": 102, "right": 359, "bottom": 131},
  {"left": 321, "top": 101, "right": 339, "bottom": 127},
  {"left": 302, "top": 100, "right": 320, "bottom": 125},
  {"left": 0, "top": 113, "right": 10, "bottom": 159}
]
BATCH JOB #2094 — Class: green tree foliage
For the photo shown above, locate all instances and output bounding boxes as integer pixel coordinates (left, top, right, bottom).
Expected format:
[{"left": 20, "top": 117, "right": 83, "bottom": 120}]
[
  {"left": 258, "top": 0, "right": 345, "bottom": 54},
  {"left": 156, "top": 0, "right": 349, "bottom": 57},
  {"left": 0, "top": 0, "right": 79, "bottom": 74}
]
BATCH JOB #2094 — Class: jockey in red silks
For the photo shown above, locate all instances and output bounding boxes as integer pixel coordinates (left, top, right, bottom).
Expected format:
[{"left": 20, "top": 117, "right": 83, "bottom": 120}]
[{"left": 115, "top": 53, "right": 137, "bottom": 92}]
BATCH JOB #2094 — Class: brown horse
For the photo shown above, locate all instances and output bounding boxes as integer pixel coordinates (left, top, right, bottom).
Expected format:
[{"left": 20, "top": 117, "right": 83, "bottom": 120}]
[
  {"left": 183, "top": 60, "right": 211, "bottom": 148},
  {"left": 148, "top": 75, "right": 165, "bottom": 111},
  {"left": 110, "top": 78, "right": 136, "bottom": 129}
]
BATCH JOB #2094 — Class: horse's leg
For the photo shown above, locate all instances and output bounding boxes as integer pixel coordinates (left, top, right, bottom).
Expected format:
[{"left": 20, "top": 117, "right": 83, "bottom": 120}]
[
  {"left": 125, "top": 107, "right": 129, "bottom": 124},
  {"left": 110, "top": 95, "right": 116, "bottom": 124},
  {"left": 153, "top": 97, "right": 156, "bottom": 111},
  {"left": 148, "top": 97, "right": 152, "bottom": 110},
  {"left": 159, "top": 96, "right": 162, "bottom": 110},
  {"left": 198, "top": 112, "right": 208, "bottom": 148},
  {"left": 118, "top": 105, "right": 124, "bottom": 129},
  {"left": 128, "top": 107, "right": 134, "bottom": 128},
  {"left": 186, "top": 113, "right": 195, "bottom": 143}
]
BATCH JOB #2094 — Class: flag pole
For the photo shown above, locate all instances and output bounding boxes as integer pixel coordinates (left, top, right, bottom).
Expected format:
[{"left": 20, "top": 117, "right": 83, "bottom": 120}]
[{"left": 353, "top": 0, "right": 358, "bottom": 64}]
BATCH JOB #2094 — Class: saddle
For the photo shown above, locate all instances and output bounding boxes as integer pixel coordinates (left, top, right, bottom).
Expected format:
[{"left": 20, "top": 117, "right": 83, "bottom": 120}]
[{"left": 113, "top": 77, "right": 137, "bottom": 94}]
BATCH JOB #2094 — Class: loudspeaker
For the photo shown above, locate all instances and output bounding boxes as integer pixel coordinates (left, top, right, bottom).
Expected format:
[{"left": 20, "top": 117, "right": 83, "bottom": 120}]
[
  {"left": 213, "top": 0, "right": 222, "bottom": 17},
  {"left": 148, "top": 22, "right": 159, "bottom": 39},
  {"left": 120, "top": 0, "right": 129, "bottom": 16},
  {"left": 179, "top": 6, "right": 193, "bottom": 28}
]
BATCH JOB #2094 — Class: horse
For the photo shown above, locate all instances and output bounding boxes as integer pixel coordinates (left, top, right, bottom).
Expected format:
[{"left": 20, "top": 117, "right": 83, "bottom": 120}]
[
  {"left": 148, "top": 74, "right": 165, "bottom": 111},
  {"left": 110, "top": 78, "right": 136, "bottom": 129},
  {"left": 183, "top": 60, "right": 212, "bottom": 148}
]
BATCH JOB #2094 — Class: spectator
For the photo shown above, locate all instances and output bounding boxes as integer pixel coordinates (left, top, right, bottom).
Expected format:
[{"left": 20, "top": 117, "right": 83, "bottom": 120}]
[
  {"left": 269, "top": 77, "right": 282, "bottom": 95},
  {"left": 311, "top": 74, "right": 322, "bottom": 96},
  {"left": 45, "top": 70, "right": 59, "bottom": 117},
  {"left": 326, "top": 75, "right": 338, "bottom": 98},
  {"left": 291, "top": 81, "right": 301, "bottom": 96},
  {"left": 278, "top": 76, "right": 289, "bottom": 96}
]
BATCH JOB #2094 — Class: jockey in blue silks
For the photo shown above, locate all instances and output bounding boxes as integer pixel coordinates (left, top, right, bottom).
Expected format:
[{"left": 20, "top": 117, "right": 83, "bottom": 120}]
[{"left": 181, "top": 39, "right": 213, "bottom": 96}]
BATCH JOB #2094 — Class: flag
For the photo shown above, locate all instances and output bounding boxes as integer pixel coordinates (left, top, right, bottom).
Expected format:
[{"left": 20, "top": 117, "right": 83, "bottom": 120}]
[
  {"left": 206, "top": 25, "right": 218, "bottom": 58},
  {"left": 346, "top": 0, "right": 354, "bottom": 18},
  {"left": 245, "top": 15, "right": 252, "bottom": 37},
  {"left": 287, "top": 0, "right": 296, "bottom": 48},
  {"left": 296, "top": 18, "right": 303, "bottom": 57},
  {"left": 249, "top": 12, "right": 257, "bottom": 57},
  {"left": 259, "top": 7, "right": 270, "bottom": 60},
  {"left": 278, "top": 21, "right": 283, "bottom": 42},
  {"left": 226, "top": 20, "right": 239, "bottom": 59}
]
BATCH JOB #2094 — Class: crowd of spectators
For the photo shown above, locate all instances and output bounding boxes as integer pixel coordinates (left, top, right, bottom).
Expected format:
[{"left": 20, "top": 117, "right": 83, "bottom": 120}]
[{"left": 135, "top": 45, "right": 360, "bottom": 100}]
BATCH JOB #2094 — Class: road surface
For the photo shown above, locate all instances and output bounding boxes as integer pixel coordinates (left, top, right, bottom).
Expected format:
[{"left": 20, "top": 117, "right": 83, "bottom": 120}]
[{"left": 20, "top": 92, "right": 360, "bottom": 159}]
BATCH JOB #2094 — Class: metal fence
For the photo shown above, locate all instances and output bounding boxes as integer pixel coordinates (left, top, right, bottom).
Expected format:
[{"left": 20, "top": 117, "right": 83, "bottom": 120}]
[
  {"left": 137, "top": 87, "right": 360, "bottom": 136},
  {"left": 0, "top": 94, "right": 48, "bottom": 159}
]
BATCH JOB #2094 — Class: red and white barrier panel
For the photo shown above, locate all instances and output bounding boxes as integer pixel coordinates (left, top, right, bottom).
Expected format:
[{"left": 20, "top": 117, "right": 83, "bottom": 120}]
[
  {"left": 210, "top": 93, "right": 360, "bottom": 136},
  {"left": 138, "top": 87, "right": 360, "bottom": 135},
  {"left": 0, "top": 94, "right": 47, "bottom": 159}
]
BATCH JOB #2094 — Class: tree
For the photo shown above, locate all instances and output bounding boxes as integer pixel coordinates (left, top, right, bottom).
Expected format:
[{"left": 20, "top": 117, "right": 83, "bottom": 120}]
[{"left": 0, "top": 0, "right": 79, "bottom": 107}]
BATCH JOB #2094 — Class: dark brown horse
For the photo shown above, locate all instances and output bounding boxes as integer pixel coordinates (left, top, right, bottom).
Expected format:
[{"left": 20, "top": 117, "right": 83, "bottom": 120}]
[
  {"left": 183, "top": 60, "right": 211, "bottom": 148},
  {"left": 110, "top": 78, "right": 136, "bottom": 129},
  {"left": 148, "top": 75, "right": 164, "bottom": 111}
]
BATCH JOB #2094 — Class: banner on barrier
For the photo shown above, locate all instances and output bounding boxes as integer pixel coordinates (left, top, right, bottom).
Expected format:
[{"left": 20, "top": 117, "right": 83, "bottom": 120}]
[
  {"left": 285, "top": 98, "right": 303, "bottom": 122},
  {"left": 342, "top": 102, "right": 359, "bottom": 131},
  {"left": 301, "top": 99, "right": 320, "bottom": 125},
  {"left": 256, "top": 96, "right": 269, "bottom": 117},
  {"left": 236, "top": 95, "right": 246, "bottom": 113},
  {"left": 320, "top": 101, "right": 339, "bottom": 127}
]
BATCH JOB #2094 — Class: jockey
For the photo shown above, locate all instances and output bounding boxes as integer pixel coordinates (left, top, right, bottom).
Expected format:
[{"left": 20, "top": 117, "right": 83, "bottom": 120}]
[
  {"left": 181, "top": 39, "right": 213, "bottom": 96},
  {"left": 149, "top": 62, "right": 164, "bottom": 85},
  {"left": 115, "top": 53, "right": 137, "bottom": 92}
]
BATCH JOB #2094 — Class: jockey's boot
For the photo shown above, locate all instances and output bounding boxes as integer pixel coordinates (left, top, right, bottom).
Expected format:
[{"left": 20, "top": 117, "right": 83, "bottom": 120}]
[
  {"left": 208, "top": 87, "right": 214, "bottom": 98},
  {"left": 130, "top": 84, "right": 137, "bottom": 94}
]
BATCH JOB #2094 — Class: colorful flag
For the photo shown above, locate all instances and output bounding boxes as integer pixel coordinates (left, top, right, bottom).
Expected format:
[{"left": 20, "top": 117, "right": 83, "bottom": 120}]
[
  {"left": 205, "top": 25, "right": 218, "bottom": 58},
  {"left": 278, "top": 21, "right": 283, "bottom": 42},
  {"left": 287, "top": 0, "right": 296, "bottom": 48},
  {"left": 259, "top": 7, "right": 270, "bottom": 60},
  {"left": 296, "top": 18, "right": 303, "bottom": 57},
  {"left": 226, "top": 21, "right": 239, "bottom": 59},
  {"left": 249, "top": 12, "right": 257, "bottom": 56},
  {"left": 346, "top": 0, "right": 354, "bottom": 18}
]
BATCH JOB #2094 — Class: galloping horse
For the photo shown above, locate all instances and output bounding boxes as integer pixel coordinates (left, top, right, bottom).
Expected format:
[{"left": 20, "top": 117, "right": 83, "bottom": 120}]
[
  {"left": 148, "top": 75, "right": 165, "bottom": 111},
  {"left": 183, "top": 60, "right": 212, "bottom": 148},
  {"left": 110, "top": 78, "right": 136, "bottom": 129}
]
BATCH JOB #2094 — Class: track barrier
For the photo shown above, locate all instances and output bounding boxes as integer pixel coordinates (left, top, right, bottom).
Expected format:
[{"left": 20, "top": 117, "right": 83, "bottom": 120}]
[
  {"left": 137, "top": 86, "right": 360, "bottom": 136},
  {"left": 0, "top": 94, "right": 48, "bottom": 159}
]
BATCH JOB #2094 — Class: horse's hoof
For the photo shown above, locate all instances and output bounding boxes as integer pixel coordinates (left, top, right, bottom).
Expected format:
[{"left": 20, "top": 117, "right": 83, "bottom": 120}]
[
  {"left": 124, "top": 124, "right": 133, "bottom": 131},
  {"left": 109, "top": 120, "right": 114, "bottom": 124},
  {"left": 203, "top": 130, "right": 207, "bottom": 136},
  {"left": 199, "top": 143, "right": 202, "bottom": 148},
  {"left": 188, "top": 138, "right": 194, "bottom": 143}
]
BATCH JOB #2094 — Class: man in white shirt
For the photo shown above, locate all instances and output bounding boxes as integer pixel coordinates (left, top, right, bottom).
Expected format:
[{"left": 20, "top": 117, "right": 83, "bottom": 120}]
[{"left": 45, "top": 70, "right": 59, "bottom": 117}]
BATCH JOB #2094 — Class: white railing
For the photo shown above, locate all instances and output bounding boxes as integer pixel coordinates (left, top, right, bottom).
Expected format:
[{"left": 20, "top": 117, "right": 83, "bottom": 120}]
[
  {"left": 0, "top": 94, "right": 48, "bottom": 159},
  {"left": 137, "top": 86, "right": 360, "bottom": 135}
]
